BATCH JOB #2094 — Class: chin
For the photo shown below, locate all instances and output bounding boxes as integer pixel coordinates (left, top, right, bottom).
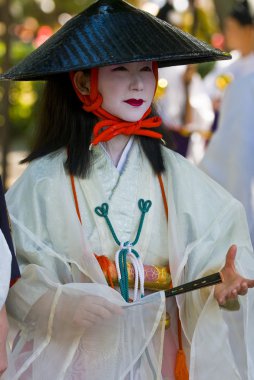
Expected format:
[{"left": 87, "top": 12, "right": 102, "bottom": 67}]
[
  {"left": 111, "top": 113, "right": 143, "bottom": 122},
  {"left": 119, "top": 110, "right": 148, "bottom": 122},
  {"left": 123, "top": 116, "right": 143, "bottom": 122}
]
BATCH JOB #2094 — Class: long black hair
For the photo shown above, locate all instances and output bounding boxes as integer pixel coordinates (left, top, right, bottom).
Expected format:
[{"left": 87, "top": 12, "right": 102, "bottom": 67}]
[
  {"left": 229, "top": 0, "right": 254, "bottom": 26},
  {"left": 22, "top": 73, "right": 165, "bottom": 177}
]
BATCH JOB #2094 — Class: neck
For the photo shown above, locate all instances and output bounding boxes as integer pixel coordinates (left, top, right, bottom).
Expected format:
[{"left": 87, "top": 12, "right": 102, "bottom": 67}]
[
  {"left": 104, "top": 135, "right": 131, "bottom": 167},
  {"left": 241, "top": 46, "right": 254, "bottom": 57},
  {"left": 240, "top": 32, "right": 254, "bottom": 57}
]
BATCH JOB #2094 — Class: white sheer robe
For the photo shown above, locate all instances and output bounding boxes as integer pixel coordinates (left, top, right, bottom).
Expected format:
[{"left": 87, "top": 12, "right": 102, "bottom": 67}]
[
  {"left": 200, "top": 73, "right": 254, "bottom": 246},
  {"left": 0, "top": 231, "right": 11, "bottom": 309},
  {"left": 4, "top": 142, "right": 254, "bottom": 379}
]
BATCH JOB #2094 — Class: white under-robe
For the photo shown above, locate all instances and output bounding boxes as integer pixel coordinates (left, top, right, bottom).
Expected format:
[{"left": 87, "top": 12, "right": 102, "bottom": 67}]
[
  {"left": 4, "top": 141, "right": 254, "bottom": 379},
  {"left": 0, "top": 230, "right": 11, "bottom": 309},
  {"left": 200, "top": 72, "right": 254, "bottom": 247},
  {"left": 204, "top": 51, "right": 254, "bottom": 102}
]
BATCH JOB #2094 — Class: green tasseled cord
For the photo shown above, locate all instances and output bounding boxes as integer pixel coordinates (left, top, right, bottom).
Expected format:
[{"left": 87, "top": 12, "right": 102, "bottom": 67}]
[{"left": 95, "top": 199, "right": 152, "bottom": 301}]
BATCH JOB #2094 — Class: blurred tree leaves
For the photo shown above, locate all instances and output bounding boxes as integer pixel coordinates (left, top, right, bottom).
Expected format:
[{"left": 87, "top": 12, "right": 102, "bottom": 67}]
[{"left": 0, "top": 0, "right": 94, "bottom": 148}]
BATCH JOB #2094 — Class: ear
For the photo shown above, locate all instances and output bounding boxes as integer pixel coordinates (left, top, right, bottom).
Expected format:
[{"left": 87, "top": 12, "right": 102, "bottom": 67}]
[{"left": 73, "top": 71, "right": 90, "bottom": 95}]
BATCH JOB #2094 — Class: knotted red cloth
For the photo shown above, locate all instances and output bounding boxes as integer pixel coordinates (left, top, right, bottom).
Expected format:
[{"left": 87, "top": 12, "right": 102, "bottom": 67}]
[{"left": 69, "top": 62, "right": 162, "bottom": 147}]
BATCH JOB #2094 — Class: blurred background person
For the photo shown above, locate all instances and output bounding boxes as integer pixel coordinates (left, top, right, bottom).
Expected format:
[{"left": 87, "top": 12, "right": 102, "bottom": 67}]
[
  {"left": 156, "top": 64, "right": 214, "bottom": 164},
  {"left": 155, "top": 0, "right": 216, "bottom": 164},
  {"left": 200, "top": 71, "right": 254, "bottom": 246},
  {"left": 204, "top": 0, "right": 254, "bottom": 133},
  {"left": 200, "top": 0, "right": 254, "bottom": 244}
]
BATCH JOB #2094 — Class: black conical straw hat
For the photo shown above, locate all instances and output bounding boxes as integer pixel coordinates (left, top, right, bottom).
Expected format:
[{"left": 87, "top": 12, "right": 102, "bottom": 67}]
[{"left": 0, "top": 0, "right": 231, "bottom": 81}]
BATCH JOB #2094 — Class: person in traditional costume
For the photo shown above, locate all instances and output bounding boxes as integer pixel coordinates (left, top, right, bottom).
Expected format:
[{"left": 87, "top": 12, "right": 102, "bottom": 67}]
[
  {"left": 204, "top": 0, "right": 254, "bottom": 133},
  {"left": 0, "top": 177, "right": 20, "bottom": 375},
  {"left": 156, "top": 64, "right": 214, "bottom": 164},
  {"left": 1, "top": 1, "right": 254, "bottom": 379},
  {"left": 155, "top": 8, "right": 214, "bottom": 164},
  {"left": 200, "top": 71, "right": 254, "bottom": 248}
]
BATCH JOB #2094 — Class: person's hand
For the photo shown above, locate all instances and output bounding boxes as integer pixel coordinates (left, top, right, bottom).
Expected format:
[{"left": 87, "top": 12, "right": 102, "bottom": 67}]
[
  {"left": 214, "top": 245, "right": 254, "bottom": 306},
  {"left": 72, "top": 295, "right": 123, "bottom": 329}
]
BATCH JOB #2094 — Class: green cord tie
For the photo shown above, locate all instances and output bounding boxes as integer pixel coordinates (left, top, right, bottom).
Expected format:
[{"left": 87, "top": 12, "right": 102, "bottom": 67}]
[{"left": 95, "top": 199, "right": 152, "bottom": 302}]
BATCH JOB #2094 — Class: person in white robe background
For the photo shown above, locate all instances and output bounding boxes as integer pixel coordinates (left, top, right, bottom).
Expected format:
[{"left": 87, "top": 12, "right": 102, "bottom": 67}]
[
  {"left": 155, "top": 5, "right": 215, "bottom": 165},
  {"left": 204, "top": 0, "right": 254, "bottom": 123},
  {"left": 200, "top": 72, "right": 254, "bottom": 247},
  {"left": 1, "top": 1, "right": 254, "bottom": 379},
  {"left": 156, "top": 64, "right": 214, "bottom": 164}
]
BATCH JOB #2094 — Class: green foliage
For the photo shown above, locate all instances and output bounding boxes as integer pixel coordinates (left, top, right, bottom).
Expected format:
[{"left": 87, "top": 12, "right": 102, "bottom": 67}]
[
  {"left": 0, "top": 40, "right": 42, "bottom": 146},
  {"left": 198, "top": 62, "right": 216, "bottom": 79},
  {"left": 0, "top": 0, "right": 92, "bottom": 148}
]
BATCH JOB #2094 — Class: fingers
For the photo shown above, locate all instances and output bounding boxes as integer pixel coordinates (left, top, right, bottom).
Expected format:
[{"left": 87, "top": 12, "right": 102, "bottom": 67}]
[
  {"left": 93, "top": 297, "right": 123, "bottom": 315},
  {"left": 79, "top": 308, "right": 110, "bottom": 328},
  {"left": 246, "top": 279, "right": 254, "bottom": 289},
  {"left": 238, "top": 286, "right": 248, "bottom": 296},
  {"left": 73, "top": 296, "right": 123, "bottom": 329},
  {"left": 214, "top": 244, "right": 254, "bottom": 306},
  {"left": 230, "top": 288, "right": 239, "bottom": 298},
  {"left": 216, "top": 288, "right": 234, "bottom": 305},
  {"left": 86, "top": 303, "right": 118, "bottom": 321},
  {"left": 216, "top": 290, "right": 238, "bottom": 306},
  {"left": 228, "top": 278, "right": 254, "bottom": 296},
  {"left": 225, "top": 245, "right": 237, "bottom": 269},
  {"left": 215, "top": 278, "right": 250, "bottom": 305}
]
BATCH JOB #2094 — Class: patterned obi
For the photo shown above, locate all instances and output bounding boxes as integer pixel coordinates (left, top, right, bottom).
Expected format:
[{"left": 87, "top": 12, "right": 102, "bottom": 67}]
[{"left": 96, "top": 255, "right": 171, "bottom": 291}]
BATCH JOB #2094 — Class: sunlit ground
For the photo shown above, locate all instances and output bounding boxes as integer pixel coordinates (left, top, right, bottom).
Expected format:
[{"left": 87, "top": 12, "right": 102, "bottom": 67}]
[{"left": 4, "top": 150, "right": 28, "bottom": 189}]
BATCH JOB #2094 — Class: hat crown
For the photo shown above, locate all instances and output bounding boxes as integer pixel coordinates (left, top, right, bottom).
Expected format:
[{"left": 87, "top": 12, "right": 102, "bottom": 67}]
[
  {"left": 0, "top": 0, "right": 231, "bottom": 81},
  {"left": 85, "top": 0, "right": 133, "bottom": 16}
]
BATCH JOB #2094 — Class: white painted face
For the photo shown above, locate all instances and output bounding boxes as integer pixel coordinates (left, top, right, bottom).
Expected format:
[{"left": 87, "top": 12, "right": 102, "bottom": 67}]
[{"left": 98, "top": 61, "right": 156, "bottom": 122}]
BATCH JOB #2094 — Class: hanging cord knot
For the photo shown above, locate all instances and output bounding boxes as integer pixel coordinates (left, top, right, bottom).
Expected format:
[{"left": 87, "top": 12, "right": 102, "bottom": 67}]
[
  {"left": 95, "top": 203, "right": 109, "bottom": 217},
  {"left": 130, "top": 119, "right": 142, "bottom": 134},
  {"left": 123, "top": 241, "right": 132, "bottom": 249},
  {"left": 138, "top": 199, "right": 152, "bottom": 213},
  {"left": 94, "top": 199, "right": 152, "bottom": 302}
]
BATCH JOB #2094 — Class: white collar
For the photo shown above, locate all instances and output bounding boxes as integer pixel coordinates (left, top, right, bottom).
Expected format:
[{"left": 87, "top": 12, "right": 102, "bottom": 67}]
[{"left": 100, "top": 136, "right": 134, "bottom": 173}]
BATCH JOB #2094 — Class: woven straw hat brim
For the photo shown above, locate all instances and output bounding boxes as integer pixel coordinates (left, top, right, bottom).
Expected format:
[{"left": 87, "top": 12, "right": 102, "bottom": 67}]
[{"left": 0, "top": 0, "right": 231, "bottom": 81}]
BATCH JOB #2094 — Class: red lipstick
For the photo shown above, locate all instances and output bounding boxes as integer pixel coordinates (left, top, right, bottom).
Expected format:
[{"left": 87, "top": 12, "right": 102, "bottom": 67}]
[{"left": 124, "top": 99, "right": 144, "bottom": 107}]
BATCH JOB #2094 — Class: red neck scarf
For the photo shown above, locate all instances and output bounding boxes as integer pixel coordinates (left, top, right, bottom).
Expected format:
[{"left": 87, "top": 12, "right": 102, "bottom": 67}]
[{"left": 70, "top": 62, "right": 162, "bottom": 148}]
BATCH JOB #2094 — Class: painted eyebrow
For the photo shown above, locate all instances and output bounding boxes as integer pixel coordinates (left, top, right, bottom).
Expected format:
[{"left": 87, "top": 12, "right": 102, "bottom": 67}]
[
  {"left": 111, "top": 66, "right": 128, "bottom": 71},
  {"left": 140, "top": 66, "right": 152, "bottom": 71}
]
